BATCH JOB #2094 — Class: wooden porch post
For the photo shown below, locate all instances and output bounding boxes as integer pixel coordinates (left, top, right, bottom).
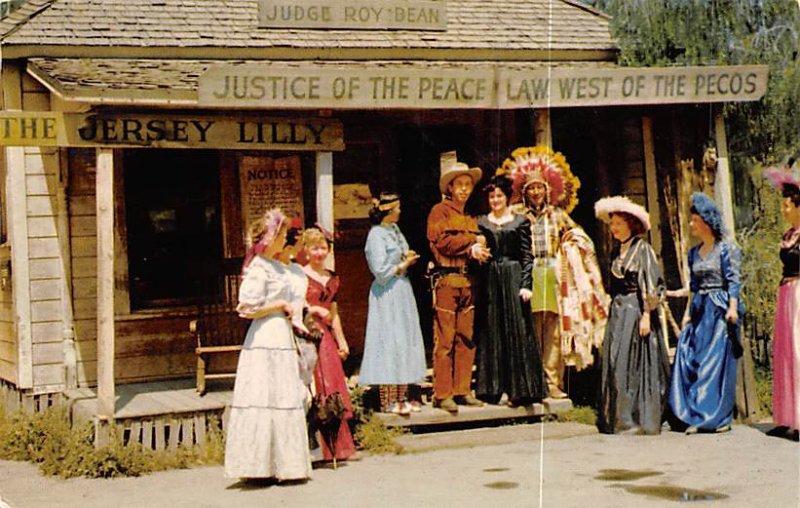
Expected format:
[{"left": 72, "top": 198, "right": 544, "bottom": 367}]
[
  {"left": 642, "top": 116, "right": 662, "bottom": 257},
  {"left": 6, "top": 147, "right": 33, "bottom": 389},
  {"left": 315, "top": 151, "right": 334, "bottom": 268},
  {"left": 713, "top": 109, "right": 736, "bottom": 239},
  {"left": 96, "top": 148, "right": 115, "bottom": 426},
  {"left": 713, "top": 108, "right": 759, "bottom": 420},
  {"left": 534, "top": 109, "right": 552, "bottom": 147}
]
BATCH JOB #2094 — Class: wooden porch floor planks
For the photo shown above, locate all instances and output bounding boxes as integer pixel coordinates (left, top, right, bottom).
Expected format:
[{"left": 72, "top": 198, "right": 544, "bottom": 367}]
[{"left": 68, "top": 380, "right": 233, "bottom": 422}]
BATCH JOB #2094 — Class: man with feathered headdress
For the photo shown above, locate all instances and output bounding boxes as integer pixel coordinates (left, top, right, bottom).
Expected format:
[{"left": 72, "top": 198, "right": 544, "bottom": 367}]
[{"left": 499, "top": 146, "right": 606, "bottom": 399}]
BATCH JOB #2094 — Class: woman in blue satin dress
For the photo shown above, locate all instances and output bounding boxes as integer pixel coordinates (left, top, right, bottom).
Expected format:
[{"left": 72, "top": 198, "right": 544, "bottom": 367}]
[{"left": 667, "top": 192, "right": 742, "bottom": 434}]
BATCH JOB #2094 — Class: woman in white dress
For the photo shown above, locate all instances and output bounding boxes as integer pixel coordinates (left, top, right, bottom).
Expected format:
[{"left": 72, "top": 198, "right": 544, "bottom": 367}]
[{"left": 224, "top": 209, "right": 312, "bottom": 482}]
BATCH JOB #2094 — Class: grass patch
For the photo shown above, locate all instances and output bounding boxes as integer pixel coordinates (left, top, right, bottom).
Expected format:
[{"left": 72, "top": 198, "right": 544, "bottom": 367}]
[
  {"left": 753, "top": 365, "right": 773, "bottom": 418},
  {"left": 548, "top": 405, "right": 598, "bottom": 425},
  {"left": 0, "top": 407, "right": 225, "bottom": 478},
  {"left": 348, "top": 385, "right": 406, "bottom": 455},
  {"left": 353, "top": 413, "right": 405, "bottom": 455}
]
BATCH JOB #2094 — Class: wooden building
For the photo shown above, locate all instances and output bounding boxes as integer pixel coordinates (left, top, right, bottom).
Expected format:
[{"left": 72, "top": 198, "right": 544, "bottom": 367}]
[{"left": 0, "top": 0, "right": 766, "bottom": 438}]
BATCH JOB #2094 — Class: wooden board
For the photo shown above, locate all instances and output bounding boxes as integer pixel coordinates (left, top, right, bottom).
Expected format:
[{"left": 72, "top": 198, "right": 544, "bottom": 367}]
[
  {"left": 257, "top": 0, "right": 447, "bottom": 30},
  {"left": 200, "top": 64, "right": 768, "bottom": 109}
]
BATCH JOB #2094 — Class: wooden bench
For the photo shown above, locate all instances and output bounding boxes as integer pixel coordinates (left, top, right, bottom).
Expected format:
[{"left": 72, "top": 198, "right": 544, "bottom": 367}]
[{"left": 190, "top": 258, "right": 249, "bottom": 395}]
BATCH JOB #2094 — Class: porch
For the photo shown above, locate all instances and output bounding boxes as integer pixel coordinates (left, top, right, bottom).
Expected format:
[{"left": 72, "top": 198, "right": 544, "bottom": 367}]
[
  {"left": 65, "top": 378, "right": 575, "bottom": 449},
  {"left": 68, "top": 378, "right": 233, "bottom": 451}
]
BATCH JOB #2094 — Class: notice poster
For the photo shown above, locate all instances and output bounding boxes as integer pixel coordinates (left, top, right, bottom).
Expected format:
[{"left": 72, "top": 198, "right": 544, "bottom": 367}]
[{"left": 239, "top": 155, "right": 304, "bottom": 239}]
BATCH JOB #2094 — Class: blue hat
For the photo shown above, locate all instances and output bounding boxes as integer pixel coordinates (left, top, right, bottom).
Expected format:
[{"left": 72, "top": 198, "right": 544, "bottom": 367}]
[{"left": 690, "top": 192, "right": 724, "bottom": 237}]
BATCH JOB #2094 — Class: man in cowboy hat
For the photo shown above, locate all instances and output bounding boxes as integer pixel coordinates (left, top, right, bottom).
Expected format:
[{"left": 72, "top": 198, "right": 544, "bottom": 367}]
[
  {"left": 426, "top": 151, "right": 491, "bottom": 414},
  {"left": 523, "top": 169, "right": 579, "bottom": 399}
]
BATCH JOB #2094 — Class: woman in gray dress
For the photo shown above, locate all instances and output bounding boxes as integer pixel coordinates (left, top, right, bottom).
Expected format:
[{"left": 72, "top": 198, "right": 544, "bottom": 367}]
[{"left": 594, "top": 196, "right": 670, "bottom": 435}]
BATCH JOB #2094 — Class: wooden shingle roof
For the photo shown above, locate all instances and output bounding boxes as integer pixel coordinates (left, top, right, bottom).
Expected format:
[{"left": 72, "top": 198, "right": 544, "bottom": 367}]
[{"left": 3, "top": 0, "right": 616, "bottom": 58}]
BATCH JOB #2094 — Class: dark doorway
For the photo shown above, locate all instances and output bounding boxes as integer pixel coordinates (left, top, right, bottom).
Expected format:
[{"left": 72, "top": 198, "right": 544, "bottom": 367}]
[
  {"left": 124, "top": 150, "right": 222, "bottom": 309},
  {"left": 394, "top": 123, "right": 477, "bottom": 352}
]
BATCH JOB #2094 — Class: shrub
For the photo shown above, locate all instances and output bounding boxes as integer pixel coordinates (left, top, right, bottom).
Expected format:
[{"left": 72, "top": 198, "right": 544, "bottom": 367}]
[
  {"left": 553, "top": 405, "right": 598, "bottom": 426},
  {"left": 353, "top": 413, "right": 405, "bottom": 455},
  {"left": 738, "top": 164, "right": 786, "bottom": 336},
  {"left": 0, "top": 408, "right": 225, "bottom": 478}
]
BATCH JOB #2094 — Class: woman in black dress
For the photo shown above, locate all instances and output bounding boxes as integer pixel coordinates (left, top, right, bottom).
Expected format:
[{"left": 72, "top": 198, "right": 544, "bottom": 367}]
[{"left": 475, "top": 175, "right": 546, "bottom": 405}]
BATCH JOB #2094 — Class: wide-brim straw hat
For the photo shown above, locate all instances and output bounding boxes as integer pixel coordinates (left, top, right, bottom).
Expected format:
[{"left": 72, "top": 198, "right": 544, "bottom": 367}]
[
  {"left": 439, "top": 151, "right": 482, "bottom": 194},
  {"left": 594, "top": 196, "right": 651, "bottom": 232}
]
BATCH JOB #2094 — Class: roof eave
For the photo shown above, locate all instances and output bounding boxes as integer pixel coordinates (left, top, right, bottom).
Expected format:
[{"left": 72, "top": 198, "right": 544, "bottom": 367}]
[{"left": 3, "top": 45, "right": 619, "bottom": 62}]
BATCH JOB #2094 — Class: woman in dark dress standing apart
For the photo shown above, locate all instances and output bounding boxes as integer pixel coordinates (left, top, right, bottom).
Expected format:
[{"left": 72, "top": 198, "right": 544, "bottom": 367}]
[
  {"left": 594, "top": 196, "right": 670, "bottom": 435},
  {"left": 474, "top": 175, "right": 546, "bottom": 405},
  {"left": 301, "top": 227, "right": 357, "bottom": 461}
]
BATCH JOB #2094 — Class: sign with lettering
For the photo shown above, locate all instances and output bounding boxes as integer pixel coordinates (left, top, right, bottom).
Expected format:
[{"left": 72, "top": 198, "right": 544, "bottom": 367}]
[
  {"left": 0, "top": 113, "right": 344, "bottom": 150},
  {"left": 199, "top": 64, "right": 768, "bottom": 109},
  {"left": 63, "top": 114, "right": 344, "bottom": 150},
  {"left": 498, "top": 66, "right": 768, "bottom": 108},
  {"left": 239, "top": 155, "right": 305, "bottom": 239},
  {"left": 0, "top": 112, "right": 64, "bottom": 146},
  {"left": 200, "top": 66, "right": 496, "bottom": 108},
  {"left": 258, "top": 0, "right": 447, "bottom": 30}
]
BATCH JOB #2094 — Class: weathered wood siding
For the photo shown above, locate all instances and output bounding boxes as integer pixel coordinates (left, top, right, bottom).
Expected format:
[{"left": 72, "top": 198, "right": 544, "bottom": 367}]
[
  {"left": 0, "top": 246, "right": 16, "bottom": 384},
  {"left": 26, "top": 144, "right": 66, "bottom": 392},
  {"left": 68, "top": 150, "right": 200, "bottom": 385},
  {"left": 19, "top": 74, "right": 68, "bottom": 393}
]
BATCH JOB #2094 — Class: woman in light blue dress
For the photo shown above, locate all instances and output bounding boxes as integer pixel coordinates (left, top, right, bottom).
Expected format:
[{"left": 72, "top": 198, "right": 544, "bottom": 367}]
[
  {"left": 668, "top": 192, "right": 742, "bottom": 434},
  {"left": 359, "top": 193, "right": 426, "bottom": 415}
]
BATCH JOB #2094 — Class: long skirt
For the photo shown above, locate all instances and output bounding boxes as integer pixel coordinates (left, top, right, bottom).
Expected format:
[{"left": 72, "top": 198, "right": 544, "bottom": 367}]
[
  {"left": 224, "top": 316, "right": 311, "bottom": 480},
  {"left": 668, "top": 292, "right": 737, "bottom": 430},
  {"left": 773, "top": 279, "right": 800, "bottom": 430},
  {"left": 313, "top": 324, "right": 356, "bottom": 461},
  {"left": 597, "top": 293, "right": 670, "bottom": 435},
  {"left": 359, "top": 276, "right": 426, "bottom": 385},
  {"left": 475, "top": 259, "right": 546, "bottom": 403}
]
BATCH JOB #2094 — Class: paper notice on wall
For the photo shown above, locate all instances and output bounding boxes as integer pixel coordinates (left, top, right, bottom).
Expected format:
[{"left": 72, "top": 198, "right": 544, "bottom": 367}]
[
  {"left": 239, "top": 155, "right": 304, "bottom": 240},
  {"left": 334, "top": 183, "right": 373, "bottom": 219}
]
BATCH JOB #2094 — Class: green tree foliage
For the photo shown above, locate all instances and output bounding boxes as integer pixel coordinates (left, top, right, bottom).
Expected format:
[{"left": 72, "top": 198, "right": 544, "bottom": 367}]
[
  {"left": 591, "top": 0, "right": 799, "bottom": 161},
  {"left": 580, "top": 0, "right": 799, "bottom": 330}
]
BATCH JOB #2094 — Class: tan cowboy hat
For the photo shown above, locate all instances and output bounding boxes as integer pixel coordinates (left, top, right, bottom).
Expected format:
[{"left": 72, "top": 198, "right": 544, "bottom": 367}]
[{"left": 439, "top": 151, "right": 482, "bottom": 194}]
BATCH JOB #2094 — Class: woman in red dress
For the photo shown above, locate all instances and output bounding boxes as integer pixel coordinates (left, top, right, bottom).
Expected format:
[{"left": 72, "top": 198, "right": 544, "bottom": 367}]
[{"left": 301, "top": 227, "right": 357, "bottom": 462}]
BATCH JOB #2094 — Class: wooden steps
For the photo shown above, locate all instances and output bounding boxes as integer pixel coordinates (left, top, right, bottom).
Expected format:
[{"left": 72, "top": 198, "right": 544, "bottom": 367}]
[{"left": 376, "top": 398, "right": 573, "bottom": 430}]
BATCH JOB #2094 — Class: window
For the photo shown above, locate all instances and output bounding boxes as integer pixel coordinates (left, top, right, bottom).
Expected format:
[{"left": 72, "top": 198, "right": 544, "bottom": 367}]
[{"left": 124, "top": 150, "right": 222, "bottom": 309}]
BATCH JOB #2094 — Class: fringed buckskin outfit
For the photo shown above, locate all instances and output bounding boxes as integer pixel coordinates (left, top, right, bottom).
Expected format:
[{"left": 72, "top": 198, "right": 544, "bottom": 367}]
[{"left": 427, "top": 198, "right": 481, "bottom": 401}]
